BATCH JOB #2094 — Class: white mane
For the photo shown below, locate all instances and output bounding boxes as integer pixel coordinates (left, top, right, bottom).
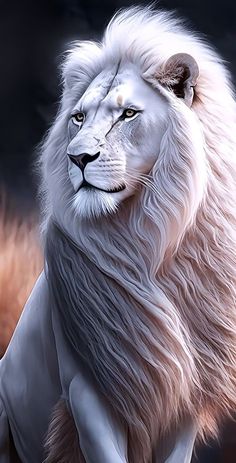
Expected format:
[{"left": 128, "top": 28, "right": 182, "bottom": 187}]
[{"left": 41, "top": 6, "right": 236, "bottom": 463}]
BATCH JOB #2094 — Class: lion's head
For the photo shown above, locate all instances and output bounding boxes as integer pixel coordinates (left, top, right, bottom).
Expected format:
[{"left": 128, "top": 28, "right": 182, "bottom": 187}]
[
  {"left": 67, "top": 62, "right": 169, "bottom": 218},
  {"left": 40, "top": 7, "right": 209, "bottom": 240},
  {"left": 42, "top": 6, "right": 236, "bottom": 463}
]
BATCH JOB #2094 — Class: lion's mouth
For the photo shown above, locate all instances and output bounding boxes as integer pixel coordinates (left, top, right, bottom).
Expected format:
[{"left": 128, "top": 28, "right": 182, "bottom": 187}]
[{"left": 78, "top": 180, "right": 126, "bottom": 194}]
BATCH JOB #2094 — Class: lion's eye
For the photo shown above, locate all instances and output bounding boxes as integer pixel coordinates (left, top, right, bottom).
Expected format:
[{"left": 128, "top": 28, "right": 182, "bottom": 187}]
[
  {"left": 122, "top": 108, "right": 137, "bottom": 119},
  {"left": 72, "top": 112, "right": 85, "bottom": 125}
]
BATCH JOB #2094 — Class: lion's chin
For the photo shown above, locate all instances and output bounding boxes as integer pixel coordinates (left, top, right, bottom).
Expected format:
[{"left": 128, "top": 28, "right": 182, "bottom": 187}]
[{"left": 72, "top": 188, "right": 120, "bottom": 219}]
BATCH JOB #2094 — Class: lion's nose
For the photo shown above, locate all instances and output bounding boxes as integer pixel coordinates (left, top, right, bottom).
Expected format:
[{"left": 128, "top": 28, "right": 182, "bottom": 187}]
[{"left": 68, "top": 152, "right": 100, "bottom": 171}]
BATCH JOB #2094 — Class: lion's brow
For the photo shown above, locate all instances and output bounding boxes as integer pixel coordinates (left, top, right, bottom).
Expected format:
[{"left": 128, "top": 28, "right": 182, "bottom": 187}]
[{"left": 80, "top": 61, "right": 121, "bottom": 115}]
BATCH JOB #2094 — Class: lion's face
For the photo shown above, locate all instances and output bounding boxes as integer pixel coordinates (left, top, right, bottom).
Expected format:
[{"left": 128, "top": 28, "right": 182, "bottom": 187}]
[{"left": 67, "top": 63, "right": 168, "bottom": 218}]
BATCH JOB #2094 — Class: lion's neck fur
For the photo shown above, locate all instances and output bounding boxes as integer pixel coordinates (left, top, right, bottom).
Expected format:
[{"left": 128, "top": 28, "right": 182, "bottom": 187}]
[{"left": 45, "top": 203, "right": 196, "bottom": 462}]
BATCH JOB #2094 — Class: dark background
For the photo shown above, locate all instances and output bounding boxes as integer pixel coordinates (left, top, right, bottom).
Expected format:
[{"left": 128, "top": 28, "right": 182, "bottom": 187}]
[{"left": 0, "top": 1, "right": 236, "bottom": 461}]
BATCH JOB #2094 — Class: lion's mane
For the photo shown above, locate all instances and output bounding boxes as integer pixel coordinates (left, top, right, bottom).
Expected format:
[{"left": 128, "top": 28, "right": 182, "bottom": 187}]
[{"left": 41, "top": 7, "right": 236, "bottom": 463}]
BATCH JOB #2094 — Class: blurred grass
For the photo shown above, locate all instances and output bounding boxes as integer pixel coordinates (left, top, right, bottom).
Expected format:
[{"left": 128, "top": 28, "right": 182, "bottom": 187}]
[{"left": 0, "top": 191, "right": 43, "bottom": 356}]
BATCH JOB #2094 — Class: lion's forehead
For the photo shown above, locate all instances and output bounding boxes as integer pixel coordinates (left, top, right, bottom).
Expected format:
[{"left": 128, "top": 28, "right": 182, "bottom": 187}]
[
  {"left": 81, "top": 65, "right": 118, "bottom": 103},
  {"left": 78, "top": 63, "right": 145, "bottom": 114}
]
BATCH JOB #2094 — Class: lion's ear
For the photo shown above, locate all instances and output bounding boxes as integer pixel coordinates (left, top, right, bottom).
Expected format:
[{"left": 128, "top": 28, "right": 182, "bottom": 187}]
[{"left": 156, "top": 53, "right": 199, "bottom": 107}]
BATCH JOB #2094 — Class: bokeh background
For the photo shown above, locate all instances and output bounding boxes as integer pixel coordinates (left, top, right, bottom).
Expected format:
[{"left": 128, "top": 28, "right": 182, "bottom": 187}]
[{"left": 0, "top": 1, "right": 236, "bottom": 462}]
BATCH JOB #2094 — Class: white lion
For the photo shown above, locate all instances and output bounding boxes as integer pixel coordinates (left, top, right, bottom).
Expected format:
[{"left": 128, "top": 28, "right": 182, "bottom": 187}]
[{"left": 1, "top": 6, "right": 236, "bottom": 463}]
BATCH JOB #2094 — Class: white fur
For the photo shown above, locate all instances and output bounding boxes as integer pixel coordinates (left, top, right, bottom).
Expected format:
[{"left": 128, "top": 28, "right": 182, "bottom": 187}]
[{"left": 40, "top": 6, "right": 236, "bottom": 462}]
